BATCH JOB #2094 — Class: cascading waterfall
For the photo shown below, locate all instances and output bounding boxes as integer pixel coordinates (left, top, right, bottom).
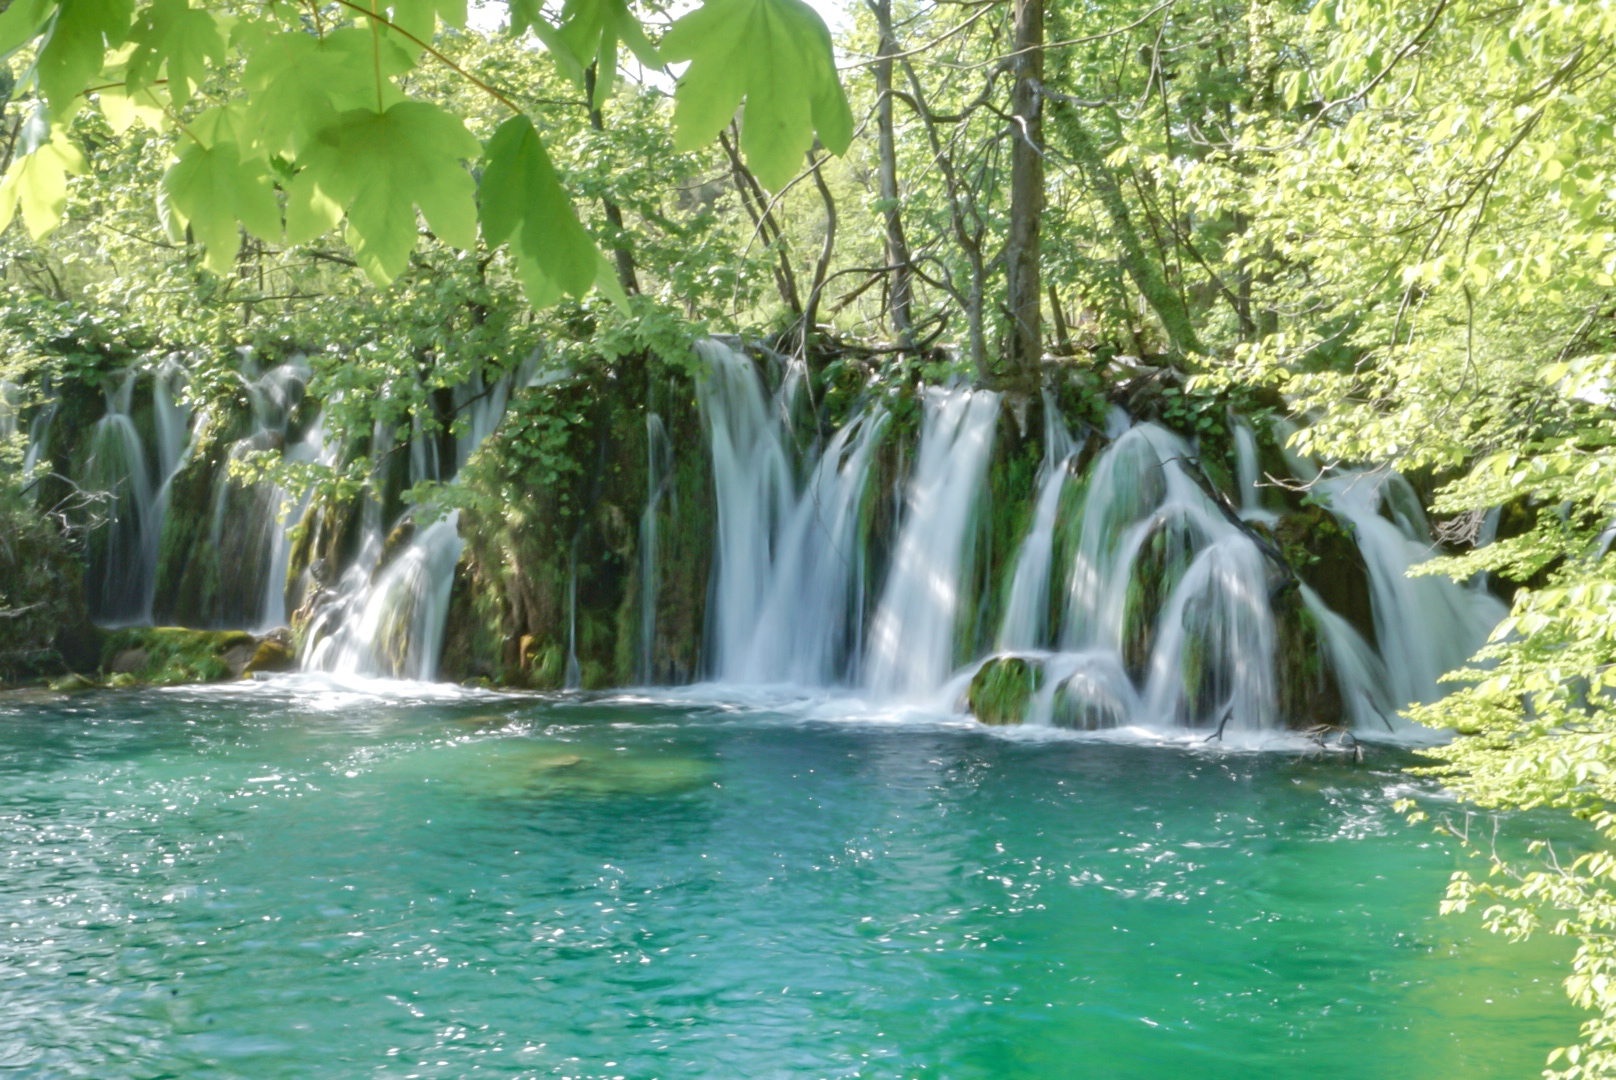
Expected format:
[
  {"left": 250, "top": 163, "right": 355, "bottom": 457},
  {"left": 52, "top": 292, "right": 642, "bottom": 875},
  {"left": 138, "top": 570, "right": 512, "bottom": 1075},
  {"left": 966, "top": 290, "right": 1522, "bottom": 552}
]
[
  {"left": 863, "top": 387, "right": 1000, "bottom": 696},
  {"left": 696, "top": 339, "right": 893, "bottom": 685},
  {"left": 1316, "top": 471, "right": 1507, "bottom": 709},
  {"left": 303, "top": 513, "right": 465, "bottom": 680},
  {"left": 84, "top": 372, "right": 156, "bottom": 622},
  {"left": 300, "top": 359, "right": 538, "bottom": 680},
  {"left": 1036, "top": 420, "right": 1283, "bottom": 731},
  {"left": 998, "top": 394, "right": 1077, "bottom": 651},
  {"left": 638, "top": 413, "right": 673, "bottom": 684}
]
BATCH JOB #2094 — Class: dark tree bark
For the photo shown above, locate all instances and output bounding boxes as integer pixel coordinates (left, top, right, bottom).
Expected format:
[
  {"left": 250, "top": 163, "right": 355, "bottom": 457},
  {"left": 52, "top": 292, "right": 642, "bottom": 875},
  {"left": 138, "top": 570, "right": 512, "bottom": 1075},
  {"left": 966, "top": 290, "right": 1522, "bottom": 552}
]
[
  {"left": 584, "top": 65, "right": 640, "bottom": 296},
  {"left": 1005, "top": 0, "right": 1045, "bottom": 378},
  {"left": 868, "top": 0, "right": 913, "bottom": 342}
]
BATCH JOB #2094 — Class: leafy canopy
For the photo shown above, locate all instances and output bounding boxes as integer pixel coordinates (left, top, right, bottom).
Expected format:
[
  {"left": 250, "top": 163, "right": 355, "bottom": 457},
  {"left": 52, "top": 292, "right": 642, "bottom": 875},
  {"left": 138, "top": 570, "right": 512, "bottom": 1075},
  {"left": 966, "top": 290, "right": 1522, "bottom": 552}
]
[{"left": 0, "top": 0, "right": 851, "bottom": 290}]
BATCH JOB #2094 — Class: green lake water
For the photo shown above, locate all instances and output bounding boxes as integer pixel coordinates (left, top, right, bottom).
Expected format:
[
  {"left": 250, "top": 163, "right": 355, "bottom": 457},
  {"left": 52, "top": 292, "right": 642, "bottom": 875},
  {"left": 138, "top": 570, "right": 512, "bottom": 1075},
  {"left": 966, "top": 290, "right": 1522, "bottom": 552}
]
[{"left": 0, "top": 681, "right": 1583, "bottom": 1077}]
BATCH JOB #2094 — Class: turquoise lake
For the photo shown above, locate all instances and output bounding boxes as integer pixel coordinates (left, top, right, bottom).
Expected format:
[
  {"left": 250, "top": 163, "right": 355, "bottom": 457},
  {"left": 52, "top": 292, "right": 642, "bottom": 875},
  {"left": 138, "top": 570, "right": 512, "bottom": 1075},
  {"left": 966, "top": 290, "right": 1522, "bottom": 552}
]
[{"left": 0, "top": 681, "right": 1581, "bottom": 1077}]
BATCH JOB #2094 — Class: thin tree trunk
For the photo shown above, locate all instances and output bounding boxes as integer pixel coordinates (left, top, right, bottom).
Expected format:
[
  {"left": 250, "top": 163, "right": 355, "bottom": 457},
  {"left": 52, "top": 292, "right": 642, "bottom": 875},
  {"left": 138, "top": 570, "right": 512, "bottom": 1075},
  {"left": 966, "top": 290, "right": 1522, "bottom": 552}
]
[
  {"left": 1005, "top": 0, "right": 1044, "bottom": 379},
  {"left": 1050, "top": 101, "right": 1202, "bottom": 358},
  {"left": 584, "top": 65, "right": 640, "bottom": 295},
  {"left": 802, "top": 148, "right": 838, "bottom": 345},
  {"left": 869, "top": 0, "right": 913, "bottom": 342},
  {"left": 720, "top": 127, "right": 802, "bottom": 315}
]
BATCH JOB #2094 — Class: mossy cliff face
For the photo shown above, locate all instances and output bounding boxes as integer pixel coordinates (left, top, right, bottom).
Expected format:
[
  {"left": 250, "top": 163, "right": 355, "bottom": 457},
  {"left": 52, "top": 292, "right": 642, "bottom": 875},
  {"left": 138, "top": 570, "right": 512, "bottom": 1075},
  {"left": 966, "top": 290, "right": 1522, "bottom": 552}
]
[
  {"left": 438, "top": 356, "right": 712, "bottom": 688},
  {"left": 152, "top": 401, "right": 288, "bottom": 628}
]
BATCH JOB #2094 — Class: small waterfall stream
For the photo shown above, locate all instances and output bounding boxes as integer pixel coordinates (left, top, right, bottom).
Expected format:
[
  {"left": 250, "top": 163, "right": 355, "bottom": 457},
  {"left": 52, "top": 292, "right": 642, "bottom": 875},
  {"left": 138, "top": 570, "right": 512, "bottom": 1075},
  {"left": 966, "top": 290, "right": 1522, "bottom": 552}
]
[
  {"left": 57, "top": 338, "right": 1510, "bottom": 730},
  {"left": 863, "top": 387, "right": 1000, "bottom": 696}
]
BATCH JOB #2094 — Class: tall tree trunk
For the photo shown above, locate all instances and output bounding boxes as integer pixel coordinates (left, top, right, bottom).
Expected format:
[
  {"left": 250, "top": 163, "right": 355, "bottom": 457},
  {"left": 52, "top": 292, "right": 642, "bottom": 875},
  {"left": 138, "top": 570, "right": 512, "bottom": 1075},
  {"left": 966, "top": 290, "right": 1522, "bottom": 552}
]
[
  {"left": 585, "top": 65, "right": 640, "bottom": 295},
  {"left": 869, "top": 0, "right": 912, "bottom": 341},
  {"left": 1005, "top": 0, "right": 1044, "bottom": 378},
  {"left": 1050, "top": 102, "right": 1202, "bottom": 358},
  {"left": 720, "top": 127, "right": 803, "bottom": 315}
]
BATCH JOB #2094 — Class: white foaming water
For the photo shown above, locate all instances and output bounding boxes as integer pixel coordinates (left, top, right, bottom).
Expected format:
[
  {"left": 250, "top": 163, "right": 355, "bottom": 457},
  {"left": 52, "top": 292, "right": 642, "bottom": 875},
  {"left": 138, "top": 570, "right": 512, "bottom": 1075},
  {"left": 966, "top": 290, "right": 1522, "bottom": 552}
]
[
  {"left": 638, "top": 413, "right": 674, "bottom": 684},
  {"left": 998, "top": 393, "right": 1078, "bottom": 651},
  {"left": 302, "top": 360, "right": 532, "bottom": 680},
  {"left": 697, "top": 339, "right": 891, "bottom": 684},
  {"left": 304, "top": 513, "right": 465, "bottom": 680},
  {"left": 84, "top": 372, "right": 155, "bottom": 622},
  {"left": 1317, "top": 471, "right": 1506, "bottom": 709},
  {"left": 863, "top": 387, "right": 1000, "bottom": 696}
]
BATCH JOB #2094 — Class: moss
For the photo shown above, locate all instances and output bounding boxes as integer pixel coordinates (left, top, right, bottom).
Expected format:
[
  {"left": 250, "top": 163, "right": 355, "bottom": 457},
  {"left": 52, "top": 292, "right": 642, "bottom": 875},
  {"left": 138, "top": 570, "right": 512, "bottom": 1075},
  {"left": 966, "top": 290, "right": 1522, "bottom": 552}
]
[
  {"left": 99, "top": 626, "right": 256, "bottom": 686},
  {"left": 1272, "top": 504, "right": 1375, "bottom": 647},
  {"left": 967, "top": 655, "right": 1044, "bottom": 726}
]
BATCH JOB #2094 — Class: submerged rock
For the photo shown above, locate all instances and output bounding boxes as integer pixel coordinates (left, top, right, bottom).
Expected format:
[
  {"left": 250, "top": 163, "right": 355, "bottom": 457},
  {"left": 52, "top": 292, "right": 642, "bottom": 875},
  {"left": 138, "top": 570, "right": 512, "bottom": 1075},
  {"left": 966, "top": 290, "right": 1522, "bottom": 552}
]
[{"left": 968, "top": 655, "right": 1044, "bottom": 726}]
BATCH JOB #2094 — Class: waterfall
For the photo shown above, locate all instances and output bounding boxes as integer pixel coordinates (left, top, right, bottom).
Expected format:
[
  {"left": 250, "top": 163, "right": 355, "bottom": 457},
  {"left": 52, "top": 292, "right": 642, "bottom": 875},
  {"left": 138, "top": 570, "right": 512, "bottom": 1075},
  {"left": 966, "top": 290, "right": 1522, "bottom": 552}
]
[
  {"left": 695, "top": 339, "right": 891, "bottom": 685},
  {"left": 84, "top": 373, "right": 155, "bottom": 622},
  {"left": 863, "top": 387, "right": 1000, "bottom": 697},
  {"left": 1300, "top": 584, "right": 1398, "bottom": 731},
  {"left": 258, "top": 415, "right": 328, "bottom": 631},
  {"left": 143, "top": 358, "right": 196, "bottom": 618},
  {"left": 998, "top": 396, "right": 1078, "bottom": 650},
  {"left": 300, "top": 360, "right": 532, "bottom": 680},
  {"left": 697, "top": 340, "right": 796, "bottom": 677},
  {"left": 1317, "top": 471, "right": 1506, "bottom": 708},
  {"left": 638, "top": 413, "right": 673, "bottom": 684},
  {"left": 303, "top": 513, "right": 464, "bottom": 680}
]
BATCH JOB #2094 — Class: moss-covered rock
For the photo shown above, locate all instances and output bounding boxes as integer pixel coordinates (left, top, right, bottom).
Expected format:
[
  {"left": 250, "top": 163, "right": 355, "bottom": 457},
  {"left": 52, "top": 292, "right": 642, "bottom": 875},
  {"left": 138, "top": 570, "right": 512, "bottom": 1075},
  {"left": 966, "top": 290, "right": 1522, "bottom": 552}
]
[
  {"left": 243, "top": 630, "right": 297, "bottom": 675},
  {"left": 967, "top": 655, "right": 1043, "bottom": 725},
  {"left": 1271, "top": 504, "right": 1375, "bottom": 647},
  {"left": 98, "top": 626, "right": 259, "bottom": 685}
]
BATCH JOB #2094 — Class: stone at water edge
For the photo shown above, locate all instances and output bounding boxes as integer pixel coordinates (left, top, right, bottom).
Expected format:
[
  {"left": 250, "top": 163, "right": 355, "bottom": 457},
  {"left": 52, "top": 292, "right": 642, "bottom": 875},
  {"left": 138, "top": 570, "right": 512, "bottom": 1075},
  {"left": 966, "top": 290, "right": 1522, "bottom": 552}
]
[
  {"left": 967, "top": 656, "right": 1044, "bottom": 726},
  {"left": 243, "top": 630, "right": 297, "bottom": 676}
]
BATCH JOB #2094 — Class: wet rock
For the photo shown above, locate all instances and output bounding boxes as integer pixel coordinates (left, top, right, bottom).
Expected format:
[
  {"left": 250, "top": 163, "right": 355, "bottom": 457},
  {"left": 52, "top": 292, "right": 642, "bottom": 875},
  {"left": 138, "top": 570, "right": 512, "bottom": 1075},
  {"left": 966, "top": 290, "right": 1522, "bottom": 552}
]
[
  {"left": 48, "top": 673, "right": 100, "bottom": 692},
  {"left": 243, "top": 629, "right": 296, "bottom": 675},
  {"left": 110, "top": 648, "right": 149, "bottom": 675},
  {"left": 1272, "top": 504, "right": 1375, "bottom": 647},
  {"left": 968, "top": 655, "right": 1043, "bottom": 726}
]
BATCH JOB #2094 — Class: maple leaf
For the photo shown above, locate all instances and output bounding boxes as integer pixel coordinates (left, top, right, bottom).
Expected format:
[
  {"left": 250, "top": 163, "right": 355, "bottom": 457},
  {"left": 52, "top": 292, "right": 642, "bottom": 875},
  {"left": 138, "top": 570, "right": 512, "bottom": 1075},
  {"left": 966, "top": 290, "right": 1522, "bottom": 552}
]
[
  {"left": 241, "top": 29, "right": 415, "bottom": 160},
  {"left": 661, "top": 0, "right": 851, "bottom": 191},
  {"left": 34, "top": 0, "right": 132, "bottom": 117},
  {"left": 125, "top": 0, "right": 224, "bottom": 106},
  {"left": 293, "top": 101, "right": 481, "bottom": 284},
  {"left": 161, "top": 138, "right": 280, "bottom": 273},
  {"left": 0, "top": 120, "right": 84, "bottom": 238},
  {"left": 479, "top": 113, "right": 598, "bottom": 302}
]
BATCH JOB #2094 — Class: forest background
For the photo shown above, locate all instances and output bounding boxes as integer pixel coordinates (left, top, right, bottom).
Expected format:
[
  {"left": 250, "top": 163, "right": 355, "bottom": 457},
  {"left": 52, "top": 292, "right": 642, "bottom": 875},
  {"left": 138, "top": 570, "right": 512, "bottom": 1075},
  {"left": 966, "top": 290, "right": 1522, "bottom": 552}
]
[{"left": 0, "top": 0, "right": 1612, "bottom": 1071}]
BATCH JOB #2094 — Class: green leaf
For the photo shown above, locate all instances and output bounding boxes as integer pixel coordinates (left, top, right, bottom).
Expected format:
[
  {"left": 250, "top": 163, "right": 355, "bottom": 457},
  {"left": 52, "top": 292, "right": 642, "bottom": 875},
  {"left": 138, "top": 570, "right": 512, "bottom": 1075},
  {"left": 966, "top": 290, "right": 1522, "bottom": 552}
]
[
  {"left": 386, "top": 0, "right": 467, "bottom": 42},
  {"left": 241, "top": 29, "right": 414, "bottom": 160},
  {"left": 125, "top": 0, "right": 224, "bottom": 106},
  {"left": 553, "top": 0, "right": 659, "bottom": 106},
  {"left": 97, "top": 81, "right": 168, "bottom": 133},
  {"left": 0, "top": 126, "right": 85, "bottom": 238},
  {"left": 661, "top": 0, "right": 850, "bottom": 191},
  {"left": 0, "top": 0, "right": 55, "bottom": 60},
  {"left": 295, "top": 101, "right": 480, "bottom": 284},
  {"left": 161, "top": 138, "right": 280, "bottom": 272},
  {"left": 480, "top": 114, "right": 597, "bottom": 301},
  {"left": 35, "top": 0, "right": 132, "bottom": 117}
]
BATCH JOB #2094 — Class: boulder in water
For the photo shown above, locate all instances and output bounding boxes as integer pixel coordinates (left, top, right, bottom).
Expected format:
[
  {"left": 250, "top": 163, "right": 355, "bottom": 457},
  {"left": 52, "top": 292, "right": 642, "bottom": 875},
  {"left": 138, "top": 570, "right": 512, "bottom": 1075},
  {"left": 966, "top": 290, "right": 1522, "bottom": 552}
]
[{"left": 968, "top": 655, "right": 1043, "bottom": 726}]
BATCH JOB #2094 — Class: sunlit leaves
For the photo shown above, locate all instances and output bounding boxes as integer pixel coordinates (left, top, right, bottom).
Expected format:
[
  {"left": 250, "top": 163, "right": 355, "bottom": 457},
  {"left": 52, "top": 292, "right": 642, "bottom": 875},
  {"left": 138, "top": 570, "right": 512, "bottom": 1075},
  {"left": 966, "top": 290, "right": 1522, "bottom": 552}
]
[
  {"left": 661, "top": 0, "right": 851, "bottom": 191},
  {"left": 160, "top": 138, "right": 279, "bottom": 272},
  {"left": 125, "top": 0, "right": 223, "bottom": 106},
  {"left": 480, "top": 114, "right": 598, "bottom": 303},
  {"left": 293, "top": 102, "right": 480, "bottom": 284},
  {"left": 0, "top": 125, "right": 84, "bottom": 237},
  {"left": 0, "top": 0, "right": 55, "bottom": 59},
  {"left": 35, "top": 0, "right": 131, "bottom": 115},
  {"left": 241, "top": 29, "right": 414, "bottom": 159}
]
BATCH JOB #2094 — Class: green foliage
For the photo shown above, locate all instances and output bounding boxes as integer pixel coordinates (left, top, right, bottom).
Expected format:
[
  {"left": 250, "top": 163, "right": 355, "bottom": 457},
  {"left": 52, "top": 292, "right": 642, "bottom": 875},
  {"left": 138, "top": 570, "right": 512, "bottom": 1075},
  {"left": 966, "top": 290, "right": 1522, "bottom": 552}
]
[
  {"left": 0, "top": 0, "right": 851, "bottom": 300},
  {"left": 661, "top": 0, "right": 851, "bottom": 192}
]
